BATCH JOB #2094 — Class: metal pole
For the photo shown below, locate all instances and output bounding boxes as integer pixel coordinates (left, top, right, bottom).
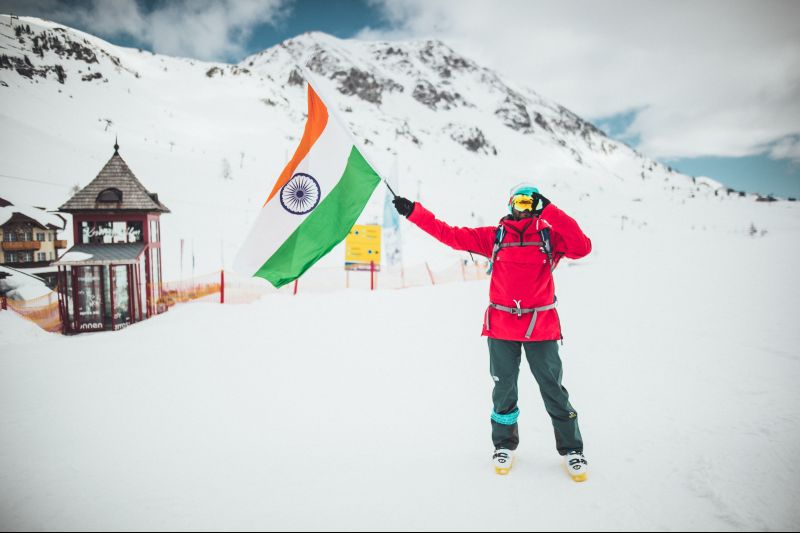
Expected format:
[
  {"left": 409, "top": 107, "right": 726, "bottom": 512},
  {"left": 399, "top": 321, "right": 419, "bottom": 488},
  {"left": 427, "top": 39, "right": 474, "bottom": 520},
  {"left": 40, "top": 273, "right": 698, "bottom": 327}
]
[{"left": 383, "top": 179, "right": 397, "bottom": 198}]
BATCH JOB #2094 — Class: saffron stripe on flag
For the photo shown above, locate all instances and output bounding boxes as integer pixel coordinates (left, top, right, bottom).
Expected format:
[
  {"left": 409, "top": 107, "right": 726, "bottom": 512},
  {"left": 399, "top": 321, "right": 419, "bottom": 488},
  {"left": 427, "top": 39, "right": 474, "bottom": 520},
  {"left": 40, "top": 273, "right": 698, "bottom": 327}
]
[{"left": 265, "top": 86, "right": 329, "bottom": 206}]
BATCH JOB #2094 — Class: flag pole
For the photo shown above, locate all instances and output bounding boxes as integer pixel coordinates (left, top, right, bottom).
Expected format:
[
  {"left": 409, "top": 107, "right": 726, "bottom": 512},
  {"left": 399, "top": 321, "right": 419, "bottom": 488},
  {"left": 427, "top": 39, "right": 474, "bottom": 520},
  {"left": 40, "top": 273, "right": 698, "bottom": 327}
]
[
  {"left": 298, "top": 65, "right": 398, "bottom": 200},
  {"left": 383, "top": 179, "right": 397, "bottom": 198}
]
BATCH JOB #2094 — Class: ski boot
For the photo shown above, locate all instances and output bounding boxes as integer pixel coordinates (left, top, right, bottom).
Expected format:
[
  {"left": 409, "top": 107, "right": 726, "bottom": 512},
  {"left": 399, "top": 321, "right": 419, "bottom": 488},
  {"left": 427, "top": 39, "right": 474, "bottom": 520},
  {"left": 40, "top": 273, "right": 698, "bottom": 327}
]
[
  {"left": 493, "top": 448, "right": 514, "bottom": 475},
  {"left": 565, "top": 451, "right": 588, "bottom": 482}
]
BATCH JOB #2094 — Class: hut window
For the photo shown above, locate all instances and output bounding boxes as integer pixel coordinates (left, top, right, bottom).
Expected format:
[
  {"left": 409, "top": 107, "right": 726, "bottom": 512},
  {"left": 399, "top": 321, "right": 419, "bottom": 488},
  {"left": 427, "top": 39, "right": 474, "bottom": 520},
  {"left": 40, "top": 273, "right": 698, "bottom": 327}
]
[{"left": 97, "top": 188, "right": 123, "bottom": 202}]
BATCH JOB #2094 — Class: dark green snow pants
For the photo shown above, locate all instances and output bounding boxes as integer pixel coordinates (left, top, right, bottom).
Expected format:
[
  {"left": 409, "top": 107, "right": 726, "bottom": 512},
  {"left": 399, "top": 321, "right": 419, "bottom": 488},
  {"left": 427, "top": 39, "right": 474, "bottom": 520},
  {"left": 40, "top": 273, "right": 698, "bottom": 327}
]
[{"left": 488, "top": 338, "right": 583, "bottom": 455}]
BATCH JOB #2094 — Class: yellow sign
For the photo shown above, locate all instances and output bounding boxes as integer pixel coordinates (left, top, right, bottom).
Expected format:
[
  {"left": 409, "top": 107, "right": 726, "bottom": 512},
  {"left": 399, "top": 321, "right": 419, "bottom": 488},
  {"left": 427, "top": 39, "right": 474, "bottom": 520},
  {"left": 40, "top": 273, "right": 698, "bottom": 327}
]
[{"left": 345, "top": 224, "right": 381, "bottom": 270}]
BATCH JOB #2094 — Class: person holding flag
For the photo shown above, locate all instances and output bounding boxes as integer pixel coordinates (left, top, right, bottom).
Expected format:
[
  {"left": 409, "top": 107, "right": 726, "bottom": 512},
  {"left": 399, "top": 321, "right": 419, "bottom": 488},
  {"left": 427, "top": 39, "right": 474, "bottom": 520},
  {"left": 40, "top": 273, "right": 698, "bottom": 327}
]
[{"left": 393, "top": 185, "right": 592, "bottom": 481}]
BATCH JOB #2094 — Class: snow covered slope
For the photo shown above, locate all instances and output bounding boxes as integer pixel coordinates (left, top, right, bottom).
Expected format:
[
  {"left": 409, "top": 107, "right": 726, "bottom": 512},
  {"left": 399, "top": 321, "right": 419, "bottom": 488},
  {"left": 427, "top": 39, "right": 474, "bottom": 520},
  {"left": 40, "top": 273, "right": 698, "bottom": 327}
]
[
  {"left": 2, "top": 17, "right": 795, "bottom": 281},
  {"left": 1, "top": 223, "right": 798, "bottom": 530}
]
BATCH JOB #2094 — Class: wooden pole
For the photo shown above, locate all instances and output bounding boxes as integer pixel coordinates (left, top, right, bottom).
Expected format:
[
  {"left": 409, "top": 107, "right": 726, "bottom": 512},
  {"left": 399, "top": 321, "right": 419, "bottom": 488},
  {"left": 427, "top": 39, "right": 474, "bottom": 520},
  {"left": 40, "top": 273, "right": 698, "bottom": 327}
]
[
  {"left": 110, "top": 265, "right": 115, "bottom": 331},
  {"left": 127, "top": 265, "right": 134, "bottom": 324},
  {"left": 72, "top": 267, "right": 79, "bottom": 332},
  {"left": 100, "top": 266, "right": 107, "bottom": 331},
  {"left": 55, "top": 267, "right": 64, "bottom": 332}
]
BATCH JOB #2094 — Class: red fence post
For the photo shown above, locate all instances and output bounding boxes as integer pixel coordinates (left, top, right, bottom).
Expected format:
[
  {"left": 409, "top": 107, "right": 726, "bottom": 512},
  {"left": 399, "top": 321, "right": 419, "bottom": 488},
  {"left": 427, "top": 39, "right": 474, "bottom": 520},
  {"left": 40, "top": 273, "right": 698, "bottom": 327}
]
[
  {"left": 1, "top": 295, "right": 6, "bottom": 310},
  {"left": 220, "top": 270, "right": 225, "bottom": 304},
  {"left": 293, "top": 279, "right": 299, "bottom": 296},
  {"left": 425, "top": 262, "right": 436, "bottom": 285},
  {"left": 370, "top": 261, "right": 375, "bottom": 291}
]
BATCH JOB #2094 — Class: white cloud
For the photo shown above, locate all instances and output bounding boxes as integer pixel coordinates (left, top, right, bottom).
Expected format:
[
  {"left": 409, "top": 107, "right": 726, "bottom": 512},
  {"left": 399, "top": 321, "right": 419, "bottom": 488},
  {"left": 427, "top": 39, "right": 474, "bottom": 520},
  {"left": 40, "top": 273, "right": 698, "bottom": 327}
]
[
  {"left": 769, "top": 136, "right": 800, "bottom": 162},
  {"left": 144, "top": 0, "right": 289, "bottom": 60},
  {"left": 71, "top": 0, "right": 148, "bottom": 40},
  {"left": 1, "top": 0, "right": 289, "bottom": 61},
  {"left": 358, "top": 0, "right": 800, "bottom": 161}
]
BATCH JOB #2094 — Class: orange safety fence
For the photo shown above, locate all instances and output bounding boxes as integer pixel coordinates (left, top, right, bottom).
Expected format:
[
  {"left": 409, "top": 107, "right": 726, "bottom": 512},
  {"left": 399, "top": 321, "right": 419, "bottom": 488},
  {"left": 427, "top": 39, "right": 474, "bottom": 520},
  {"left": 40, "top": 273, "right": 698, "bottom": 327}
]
[
  {"left": 162, "top": 272, "right": 222, "bottom": 306},
  {"left": 295, "top": 260, "right": 492, "bottom": 292},
  {"left": 4, "top": 290, "right": 62, "bottom": 333},
  {"left": 2, "top": 259, "right": 491, "bottom": 332},
  {"left": 163, "top": 259, "right": 491, "bottom": 303}
]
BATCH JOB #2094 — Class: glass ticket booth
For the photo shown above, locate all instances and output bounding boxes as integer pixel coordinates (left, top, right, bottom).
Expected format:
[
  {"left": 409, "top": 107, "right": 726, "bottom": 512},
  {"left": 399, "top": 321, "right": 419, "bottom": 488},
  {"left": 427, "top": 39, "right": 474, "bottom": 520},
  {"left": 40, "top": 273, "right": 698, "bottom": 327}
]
[{"left": 56, "top": 244, "right": 148, "bottom": 334}]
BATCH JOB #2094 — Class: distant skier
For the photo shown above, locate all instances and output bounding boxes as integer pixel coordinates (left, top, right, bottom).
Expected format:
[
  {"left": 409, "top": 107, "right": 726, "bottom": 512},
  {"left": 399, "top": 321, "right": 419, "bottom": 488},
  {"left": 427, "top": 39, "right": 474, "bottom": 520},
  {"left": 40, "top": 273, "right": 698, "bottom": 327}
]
[{"left": 393, "top": 184, "right": 591, "bottom": 481}]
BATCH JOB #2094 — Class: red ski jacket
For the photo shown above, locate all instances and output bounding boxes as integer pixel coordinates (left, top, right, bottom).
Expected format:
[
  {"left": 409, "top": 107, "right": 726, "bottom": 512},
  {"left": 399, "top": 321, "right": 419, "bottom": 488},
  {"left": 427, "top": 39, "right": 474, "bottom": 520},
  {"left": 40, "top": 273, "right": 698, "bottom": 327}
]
[{"left": 407, "top": 202, "right": 592, "bottom": 341}]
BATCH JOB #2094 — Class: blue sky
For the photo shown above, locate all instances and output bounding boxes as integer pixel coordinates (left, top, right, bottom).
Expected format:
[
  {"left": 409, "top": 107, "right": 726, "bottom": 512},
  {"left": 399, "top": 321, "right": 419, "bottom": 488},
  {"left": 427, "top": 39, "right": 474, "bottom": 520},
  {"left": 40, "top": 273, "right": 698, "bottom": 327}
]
[
  {"left": 248, "top": 0, "right": 391, "bottom": 50},
  {"left": 3, "top": 0, "right": 799, "bottom": 198},
  {"left": 594, "top": 112, "right": 800, "bottom": 198}
]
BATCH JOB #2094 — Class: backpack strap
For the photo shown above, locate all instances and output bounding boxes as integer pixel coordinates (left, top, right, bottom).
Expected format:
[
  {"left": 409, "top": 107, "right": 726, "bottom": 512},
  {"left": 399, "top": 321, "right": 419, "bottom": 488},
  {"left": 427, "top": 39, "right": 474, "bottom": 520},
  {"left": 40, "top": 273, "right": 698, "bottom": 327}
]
[
  {"left": 486, "top": 224, "right": 506, "bottom": 274},
  {"left": 487, "top": 219, "right": 557, "bottom": 274},
  {"left": 498, "top": 241, "right": 543, "bottom": 249},
  {"left": 539, "top": 227, "right": 555, "bottom": 272}
]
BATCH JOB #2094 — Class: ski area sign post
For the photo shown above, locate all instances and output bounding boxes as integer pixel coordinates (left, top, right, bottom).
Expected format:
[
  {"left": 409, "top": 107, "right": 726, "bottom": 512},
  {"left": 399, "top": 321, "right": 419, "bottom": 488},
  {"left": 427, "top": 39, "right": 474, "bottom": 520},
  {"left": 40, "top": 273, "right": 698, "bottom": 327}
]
[
  {"left": 345, "top": 224, "right": 381, "bottom": 290},
  {"left": 345, "top": 224, "right": 381, "bottom": 271}
]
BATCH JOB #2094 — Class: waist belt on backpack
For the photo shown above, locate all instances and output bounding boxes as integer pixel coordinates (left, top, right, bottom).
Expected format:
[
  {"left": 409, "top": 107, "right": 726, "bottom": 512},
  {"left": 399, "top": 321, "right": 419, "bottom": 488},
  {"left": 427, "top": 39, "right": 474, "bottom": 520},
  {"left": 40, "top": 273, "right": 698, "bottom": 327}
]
[{"left": 485, "top": 297, "right": 558, "bottom": 339}]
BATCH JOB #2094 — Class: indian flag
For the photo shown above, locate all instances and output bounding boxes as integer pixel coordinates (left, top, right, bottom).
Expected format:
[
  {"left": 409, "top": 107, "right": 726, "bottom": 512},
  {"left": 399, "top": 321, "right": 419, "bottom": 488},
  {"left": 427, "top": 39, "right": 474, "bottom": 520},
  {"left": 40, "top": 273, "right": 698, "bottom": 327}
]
[{"left": 234, "top": 80, "right": 382, "bottom": 288}]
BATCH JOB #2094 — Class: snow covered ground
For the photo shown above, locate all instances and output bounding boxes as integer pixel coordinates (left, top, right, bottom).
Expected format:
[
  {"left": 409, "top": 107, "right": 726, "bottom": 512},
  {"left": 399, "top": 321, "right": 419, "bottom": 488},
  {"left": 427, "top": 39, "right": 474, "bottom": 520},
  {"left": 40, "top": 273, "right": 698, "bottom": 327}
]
[
  {"left": 0, "top": 266, "right": 52, "bottom": 300},
  {"left": 1, "top": 213, "right": 798, "bottom": 531}
]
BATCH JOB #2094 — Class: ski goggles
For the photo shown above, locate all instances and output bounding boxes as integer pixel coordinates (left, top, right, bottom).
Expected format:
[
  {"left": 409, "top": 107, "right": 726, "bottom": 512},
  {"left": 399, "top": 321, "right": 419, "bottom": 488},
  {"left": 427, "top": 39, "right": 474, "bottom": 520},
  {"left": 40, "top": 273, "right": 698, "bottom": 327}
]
[{"left": 509, "top": 194, "right": 536, "bottom": 212}]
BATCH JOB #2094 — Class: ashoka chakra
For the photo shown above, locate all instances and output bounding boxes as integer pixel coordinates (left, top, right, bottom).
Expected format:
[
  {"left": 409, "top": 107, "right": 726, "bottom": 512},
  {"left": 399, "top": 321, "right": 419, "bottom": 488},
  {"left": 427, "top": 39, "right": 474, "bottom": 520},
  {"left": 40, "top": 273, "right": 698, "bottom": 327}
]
[{"left": 280, "top": 173, "right": 321, "bottom": 215}]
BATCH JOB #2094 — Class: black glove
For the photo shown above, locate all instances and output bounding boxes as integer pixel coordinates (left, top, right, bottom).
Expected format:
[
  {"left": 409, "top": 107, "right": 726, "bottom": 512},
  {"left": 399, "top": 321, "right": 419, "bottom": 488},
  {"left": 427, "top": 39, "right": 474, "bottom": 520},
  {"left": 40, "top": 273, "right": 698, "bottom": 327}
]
[
  {"left": 532, "top": 193, "right": 551, "bottom": 215},
  {"left": 393, "top": 196, "right": 415, "bottom": 217}
]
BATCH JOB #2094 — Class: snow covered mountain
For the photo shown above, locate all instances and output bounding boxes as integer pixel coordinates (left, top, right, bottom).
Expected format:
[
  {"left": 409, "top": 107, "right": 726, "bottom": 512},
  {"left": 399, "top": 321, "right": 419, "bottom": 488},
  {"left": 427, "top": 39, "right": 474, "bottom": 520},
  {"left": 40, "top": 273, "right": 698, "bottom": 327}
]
[{"left": 0, "top": 17, "right": 794, "bottom": 279}]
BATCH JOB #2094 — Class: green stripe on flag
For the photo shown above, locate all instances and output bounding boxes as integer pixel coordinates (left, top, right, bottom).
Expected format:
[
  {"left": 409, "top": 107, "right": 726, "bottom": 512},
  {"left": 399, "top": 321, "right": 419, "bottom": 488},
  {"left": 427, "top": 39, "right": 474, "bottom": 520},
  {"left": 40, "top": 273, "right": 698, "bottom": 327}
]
[{"left": 255, "top": 146, "right": 381, "bottom": 288}]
